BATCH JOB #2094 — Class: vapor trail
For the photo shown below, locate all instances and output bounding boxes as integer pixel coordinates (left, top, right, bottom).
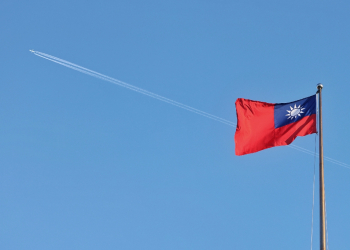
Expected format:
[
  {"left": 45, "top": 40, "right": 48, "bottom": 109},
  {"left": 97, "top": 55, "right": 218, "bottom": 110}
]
[
  {"left": 32, "top": 51, "right": 236, "bottom": 127},
  {"left": 288, "top": 144, "right": 350, "bottom": 169},
  {"left": 31, "top": 50, "right": 350, "bottom": 169}
]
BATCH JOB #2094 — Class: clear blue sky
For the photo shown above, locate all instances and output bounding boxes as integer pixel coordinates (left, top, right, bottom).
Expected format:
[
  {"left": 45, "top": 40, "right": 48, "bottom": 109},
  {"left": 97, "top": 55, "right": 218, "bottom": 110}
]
[{"left": 1, "top": 1, "right": 350, "bottom": 249}]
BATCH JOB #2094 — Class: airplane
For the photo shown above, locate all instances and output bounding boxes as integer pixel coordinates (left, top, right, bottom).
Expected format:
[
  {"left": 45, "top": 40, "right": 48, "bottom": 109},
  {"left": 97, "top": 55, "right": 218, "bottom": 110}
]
[{"left": 29, "top": 50, "right": 34, "bottom": 52}]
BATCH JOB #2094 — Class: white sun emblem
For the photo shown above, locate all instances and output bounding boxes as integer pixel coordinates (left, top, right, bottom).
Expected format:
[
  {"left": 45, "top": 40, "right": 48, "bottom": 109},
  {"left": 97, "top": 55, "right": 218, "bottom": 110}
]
[{"left": 286, "top": 104, "right": 305, "bottom": 120}]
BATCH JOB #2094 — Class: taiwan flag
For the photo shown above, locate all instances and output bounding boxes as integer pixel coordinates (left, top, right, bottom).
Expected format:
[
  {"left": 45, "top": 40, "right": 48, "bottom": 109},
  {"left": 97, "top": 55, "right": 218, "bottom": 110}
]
[{"left": 235, "top": 95, "right": 317, "bottom": 156}]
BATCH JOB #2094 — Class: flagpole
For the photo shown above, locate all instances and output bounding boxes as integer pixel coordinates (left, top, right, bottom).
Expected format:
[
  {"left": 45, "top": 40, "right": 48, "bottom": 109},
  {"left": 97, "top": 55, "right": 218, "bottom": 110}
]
[{"left": 317, "top": 83, "right": 326, "bottom": 250}]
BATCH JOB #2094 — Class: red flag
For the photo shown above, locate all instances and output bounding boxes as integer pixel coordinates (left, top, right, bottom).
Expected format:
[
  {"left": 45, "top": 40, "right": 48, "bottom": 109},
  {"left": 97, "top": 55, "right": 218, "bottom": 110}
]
[{"left": 235, "top": 95, "right": 317, "bottom": 156}]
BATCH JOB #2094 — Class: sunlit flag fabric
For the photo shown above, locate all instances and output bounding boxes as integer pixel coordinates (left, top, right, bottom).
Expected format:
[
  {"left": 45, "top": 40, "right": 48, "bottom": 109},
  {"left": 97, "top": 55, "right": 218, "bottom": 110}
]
[{"left": 235, "top": 95, "right": 317, "bottom": 156}]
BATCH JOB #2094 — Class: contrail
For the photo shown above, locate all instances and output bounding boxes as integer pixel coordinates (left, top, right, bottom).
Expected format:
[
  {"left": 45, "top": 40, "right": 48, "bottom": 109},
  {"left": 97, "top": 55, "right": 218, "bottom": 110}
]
[
  {"left": 30, "top": 50, "right": 350, "bottom": 169},
  {"left": 31, "top": 51, "right": 236, "bottom": 127},
  {"left": 288, "top": 144, "right": 350, "bottom": 169}
]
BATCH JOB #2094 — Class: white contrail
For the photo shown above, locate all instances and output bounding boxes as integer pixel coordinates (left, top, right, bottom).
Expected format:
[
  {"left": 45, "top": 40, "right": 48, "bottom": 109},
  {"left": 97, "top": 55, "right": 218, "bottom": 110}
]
[
  {"left": 288, "top": 144, "right": 350, "bottom": 169},
  {"left": 32, "top": 51, "right": 236, "bottom": 127},
  {"left": 30, "top": 50, "right": 350, "bottom": 169}
]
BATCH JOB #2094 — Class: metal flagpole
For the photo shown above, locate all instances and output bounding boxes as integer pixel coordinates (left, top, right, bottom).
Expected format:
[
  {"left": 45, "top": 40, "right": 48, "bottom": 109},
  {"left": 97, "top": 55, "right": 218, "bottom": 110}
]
[{"left": 317, "top": 83, "right": 326, "bottom": 250}]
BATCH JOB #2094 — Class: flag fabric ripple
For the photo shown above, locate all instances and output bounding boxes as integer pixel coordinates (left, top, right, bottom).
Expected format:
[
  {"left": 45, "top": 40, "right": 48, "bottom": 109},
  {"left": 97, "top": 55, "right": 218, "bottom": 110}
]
[{"left": 234, "top": 95, "right": 317, "bottom": 156}]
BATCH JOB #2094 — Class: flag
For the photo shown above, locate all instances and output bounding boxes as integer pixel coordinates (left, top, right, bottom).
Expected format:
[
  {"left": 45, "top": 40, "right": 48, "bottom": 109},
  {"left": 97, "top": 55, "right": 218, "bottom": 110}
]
[{"left": 235, "top": 95, "right": 317, "bottom": 156}]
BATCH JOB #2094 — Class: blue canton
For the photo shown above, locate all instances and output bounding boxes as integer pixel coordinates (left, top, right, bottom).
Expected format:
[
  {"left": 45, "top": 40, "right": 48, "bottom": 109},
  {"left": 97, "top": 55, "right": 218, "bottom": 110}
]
[{"left": 274, "top": 95, "right": 316, "bottom": 129}]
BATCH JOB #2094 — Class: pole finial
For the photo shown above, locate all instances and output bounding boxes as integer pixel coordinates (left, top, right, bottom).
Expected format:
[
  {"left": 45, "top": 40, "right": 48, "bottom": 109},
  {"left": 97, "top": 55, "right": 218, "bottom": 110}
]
[{"left": 317, "top": 83, "right": 323, "bottom": 90}]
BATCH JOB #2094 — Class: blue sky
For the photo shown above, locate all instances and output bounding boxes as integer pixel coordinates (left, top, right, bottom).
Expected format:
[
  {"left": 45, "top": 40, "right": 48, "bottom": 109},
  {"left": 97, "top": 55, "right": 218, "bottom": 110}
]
[{"left": 1, "top": 1, "right": 350, "bottom": 249}]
